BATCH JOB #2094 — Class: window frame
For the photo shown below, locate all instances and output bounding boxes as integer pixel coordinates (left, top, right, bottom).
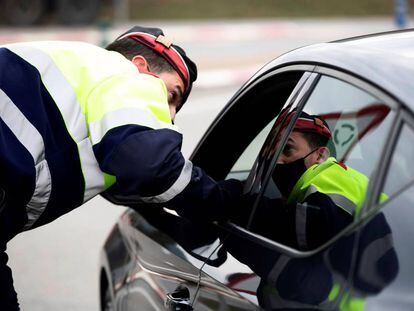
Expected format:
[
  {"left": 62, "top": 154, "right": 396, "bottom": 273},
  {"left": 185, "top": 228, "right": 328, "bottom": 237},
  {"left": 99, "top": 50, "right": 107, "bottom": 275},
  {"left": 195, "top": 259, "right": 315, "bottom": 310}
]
[
  {"left": 363, "top": 104, "right": 414, "bottom": 219},
  {"left": 244, "top": 72, "right": 320, "bottom": 226},
  {"left": 190, "top": 65, "right": 316, "bottom": 181},
  {"left": 221, "top": 66, "right": 401, "bottom": 258},
  {"left": 192, "top": 64, "right": 317, "bottom": 153}
]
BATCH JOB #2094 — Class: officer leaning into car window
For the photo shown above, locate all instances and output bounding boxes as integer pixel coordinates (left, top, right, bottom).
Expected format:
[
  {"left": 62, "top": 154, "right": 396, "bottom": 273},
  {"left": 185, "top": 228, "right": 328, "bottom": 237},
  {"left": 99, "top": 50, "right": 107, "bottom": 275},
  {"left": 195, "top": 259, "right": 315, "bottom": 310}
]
[
  {"left": 230, "top": 110, "right": 398, "bottom": 310},
  {"left": 0, "top": 26, "right": 242, "bottom": 310}
]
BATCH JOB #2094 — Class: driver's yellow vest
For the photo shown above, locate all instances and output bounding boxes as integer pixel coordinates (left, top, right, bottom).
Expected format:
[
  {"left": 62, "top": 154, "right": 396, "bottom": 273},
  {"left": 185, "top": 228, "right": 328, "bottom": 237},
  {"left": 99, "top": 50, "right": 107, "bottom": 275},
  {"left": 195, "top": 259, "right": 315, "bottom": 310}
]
[
  {"left": 267, "top": 157, "right": 388, "bottom": 310},
  {"left": 289, "top": 157, "right": 378, "bottom": 218}
]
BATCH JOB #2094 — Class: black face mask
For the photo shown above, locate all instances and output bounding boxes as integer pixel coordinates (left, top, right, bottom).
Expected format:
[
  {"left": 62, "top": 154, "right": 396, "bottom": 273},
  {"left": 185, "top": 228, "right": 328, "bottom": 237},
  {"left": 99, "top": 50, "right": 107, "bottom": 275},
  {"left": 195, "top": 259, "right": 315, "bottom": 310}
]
[{"left": 272, "top": 149, "right": 318, "bottom": 198}]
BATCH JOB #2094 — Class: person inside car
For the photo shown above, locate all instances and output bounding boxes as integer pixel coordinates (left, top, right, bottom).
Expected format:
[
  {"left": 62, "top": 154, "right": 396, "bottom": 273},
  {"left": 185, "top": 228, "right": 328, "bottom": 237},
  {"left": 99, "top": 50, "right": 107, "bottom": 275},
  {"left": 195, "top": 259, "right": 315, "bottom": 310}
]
[{"left": 226, "top": 109, "right": 398, "bottom": 310}]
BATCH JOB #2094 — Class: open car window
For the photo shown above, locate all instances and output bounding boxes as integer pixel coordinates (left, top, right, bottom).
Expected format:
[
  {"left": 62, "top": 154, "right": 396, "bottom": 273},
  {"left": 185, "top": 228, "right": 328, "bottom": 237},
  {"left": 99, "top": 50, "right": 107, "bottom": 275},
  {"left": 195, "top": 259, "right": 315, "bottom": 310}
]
[
  {"left": 226, "top": 72, "right": 315, "bottom": 184},
  {"left": 227, "top": 118, "right": 275, "bottom": 181},
  {"left": 235, "top": 74, "right": 396, "bottom": 251},
  {"left": 192, "top": 69, "right": 312, "bottom": 182}
]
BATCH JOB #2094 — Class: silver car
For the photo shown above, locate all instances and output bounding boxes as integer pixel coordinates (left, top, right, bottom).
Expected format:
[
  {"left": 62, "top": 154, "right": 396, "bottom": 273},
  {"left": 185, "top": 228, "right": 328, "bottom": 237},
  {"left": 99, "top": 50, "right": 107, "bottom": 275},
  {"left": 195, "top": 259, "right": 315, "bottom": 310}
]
[{"left": 100, "top": 29, "right": 414, "bottom": 311}]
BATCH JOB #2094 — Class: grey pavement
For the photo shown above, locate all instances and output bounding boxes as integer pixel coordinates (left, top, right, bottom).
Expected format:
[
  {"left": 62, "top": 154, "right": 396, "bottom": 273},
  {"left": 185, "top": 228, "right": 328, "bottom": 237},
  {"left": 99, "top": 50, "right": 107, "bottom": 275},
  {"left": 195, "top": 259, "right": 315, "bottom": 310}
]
[{"left": 2, "top": 17, "right": 410, "bottom": 310}]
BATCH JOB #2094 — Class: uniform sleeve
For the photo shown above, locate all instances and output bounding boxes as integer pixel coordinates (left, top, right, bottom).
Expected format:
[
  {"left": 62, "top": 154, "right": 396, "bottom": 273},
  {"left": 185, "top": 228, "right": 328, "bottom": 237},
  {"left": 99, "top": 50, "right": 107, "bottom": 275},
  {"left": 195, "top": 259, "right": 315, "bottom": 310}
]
[
  {"left": 352, "top": 212, "right": 399, "bottom": 294},
  {"left": 86, "top": 72, "right": 173, "bottom": 147},
  {"left": 87, "top": 73, "right": 243, "bottom": 218},
  {"left": 97, "top": 125, "right": 243, "bottom": 219},
  {"left": 242, "top": 192, "right": 353, "bottom": 250},
  {"left": 302, "top": 191, "right": 353, "bottom": 249}
]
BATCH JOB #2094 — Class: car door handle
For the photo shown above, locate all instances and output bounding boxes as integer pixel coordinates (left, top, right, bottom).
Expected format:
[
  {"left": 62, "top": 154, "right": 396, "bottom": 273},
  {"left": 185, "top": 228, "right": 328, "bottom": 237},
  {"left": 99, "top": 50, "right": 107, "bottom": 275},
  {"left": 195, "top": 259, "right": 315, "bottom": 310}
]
[{"left": 165, "top": 285, "right": 194, "bottom": 311}]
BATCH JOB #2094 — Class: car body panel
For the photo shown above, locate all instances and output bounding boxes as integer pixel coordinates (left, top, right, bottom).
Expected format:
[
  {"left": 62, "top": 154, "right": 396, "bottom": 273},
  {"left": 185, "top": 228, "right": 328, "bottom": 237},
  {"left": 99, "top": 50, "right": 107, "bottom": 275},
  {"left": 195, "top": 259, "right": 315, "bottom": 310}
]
[{"left": 253, "top": 31, "right": 414, "bottom": 108}]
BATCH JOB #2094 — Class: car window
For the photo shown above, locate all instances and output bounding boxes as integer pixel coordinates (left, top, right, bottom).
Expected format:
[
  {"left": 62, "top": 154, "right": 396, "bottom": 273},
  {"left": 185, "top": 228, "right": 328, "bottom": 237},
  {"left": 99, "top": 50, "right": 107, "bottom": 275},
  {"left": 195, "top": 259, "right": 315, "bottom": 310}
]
[
  {"left": 208, "top": 72, "right": 399, "bottom": 311},
  {"left": 304, "top": 76, "right": 393, "bottom": 177},
  {"left": 239, "top": 74, "right": 396, "bottom": 250},
  {"left": 190, "top": 69, "right": 315, "bottom": 309},
  {"left": 227, "top": 118, "right": 275, "bottom": 181},
  {"left": 192, "top": 70, "right": 309, "bottom": 182},
  {"left": 360, "top": 123, "right": 414, "bottom": 310},
  {"left": 224, "top": 72, "right": 319, "bottom": 184}
]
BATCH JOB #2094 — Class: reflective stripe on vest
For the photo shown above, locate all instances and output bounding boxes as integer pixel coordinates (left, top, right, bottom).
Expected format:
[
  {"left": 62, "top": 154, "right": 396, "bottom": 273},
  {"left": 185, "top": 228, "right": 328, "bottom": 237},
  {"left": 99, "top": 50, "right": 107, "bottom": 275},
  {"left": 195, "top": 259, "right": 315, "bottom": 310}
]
[
  {"left": 140, "top": 160, "right": 193, "bottom": 203},
  {"left": 88, "top": 106, "right": 178, "bottom": 146},
  {"left": 0, "top": 89, "right": 52, "bottom": 230},
  {"left": 105, "top": 160, "right": 193, "bottom": 204},
  {"left": 295, "top": 203, "right": 308, "bottom": 249},
  {"left": 304, "top": 184, "right": 357, "bottom": 216},
  {"left": 357, "top": 234, "right": 394, "bottom": 288},
  {"left": 85, "top": 72, "right": 173, "bottom": 139},
  {"left": 289, "top": 157, "right": 368, "bottom": 216},
  {"left": 7, "top": 45, "right": 106, "bottom": 206},
  {"left": 89, "top": 107, "right": 162, "bottom": 145},
  {"left": 4, "top": 42, "right": 176, "bottom": 228}
]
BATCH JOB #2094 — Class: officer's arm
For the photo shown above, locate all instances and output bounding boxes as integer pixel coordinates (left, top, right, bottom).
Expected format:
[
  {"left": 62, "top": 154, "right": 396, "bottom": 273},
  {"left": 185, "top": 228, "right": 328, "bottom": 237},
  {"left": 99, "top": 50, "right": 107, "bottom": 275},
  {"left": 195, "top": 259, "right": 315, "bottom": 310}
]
[
  {"left": 94, "top": 124, "right": 242, "bottom": 220},
  {"left": 87, "top": 73, "right": 242, "bottom": 220}
]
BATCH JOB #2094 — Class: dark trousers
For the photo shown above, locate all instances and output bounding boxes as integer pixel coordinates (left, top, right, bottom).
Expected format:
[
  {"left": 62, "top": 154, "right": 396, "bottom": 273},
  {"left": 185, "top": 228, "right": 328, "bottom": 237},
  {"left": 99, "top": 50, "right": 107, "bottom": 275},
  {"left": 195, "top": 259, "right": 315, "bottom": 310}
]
[
  {"left": 0, "top": 190, "right": 26, "bottom": 311},
  {"left": 0, "top": 244, "right": 19, "bottom": 311}
]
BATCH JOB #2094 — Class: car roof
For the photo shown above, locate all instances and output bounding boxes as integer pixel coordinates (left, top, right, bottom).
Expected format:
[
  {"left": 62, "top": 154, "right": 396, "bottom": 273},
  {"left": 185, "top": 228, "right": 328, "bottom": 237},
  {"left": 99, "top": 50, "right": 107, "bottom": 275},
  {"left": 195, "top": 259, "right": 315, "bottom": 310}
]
[{"left": 256, "top": 29, "right": 414, "bottom": 109}]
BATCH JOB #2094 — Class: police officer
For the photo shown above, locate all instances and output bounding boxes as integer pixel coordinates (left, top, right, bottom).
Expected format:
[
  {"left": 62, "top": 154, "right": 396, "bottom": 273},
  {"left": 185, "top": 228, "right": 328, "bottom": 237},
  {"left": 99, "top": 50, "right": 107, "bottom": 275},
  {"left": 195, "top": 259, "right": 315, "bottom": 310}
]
[{"left": 0, "top": 26, "right": 242, "bottom": 310}]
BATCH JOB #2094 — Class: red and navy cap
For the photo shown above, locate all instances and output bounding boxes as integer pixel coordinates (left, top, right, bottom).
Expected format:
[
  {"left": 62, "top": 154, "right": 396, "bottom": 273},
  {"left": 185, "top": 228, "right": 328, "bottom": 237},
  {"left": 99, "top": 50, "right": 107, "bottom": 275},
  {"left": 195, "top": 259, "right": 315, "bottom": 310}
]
[
  {"left": 116, "top": 26, "right": 197, "bottom": 108},
  {"left": 276, "top": 108, "right": 332, "bottom": 139}
]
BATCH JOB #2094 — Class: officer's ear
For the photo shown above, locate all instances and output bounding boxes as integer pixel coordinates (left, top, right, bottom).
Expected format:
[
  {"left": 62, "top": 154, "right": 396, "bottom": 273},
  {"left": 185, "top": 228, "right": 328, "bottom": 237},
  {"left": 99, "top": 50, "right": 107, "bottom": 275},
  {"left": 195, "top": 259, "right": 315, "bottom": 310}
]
[
  {"left": 316, "top": 147, "right": 330, "bottom": 164},
  {"left": 131, "top": 55, "right": 150, "bottom": 73}
]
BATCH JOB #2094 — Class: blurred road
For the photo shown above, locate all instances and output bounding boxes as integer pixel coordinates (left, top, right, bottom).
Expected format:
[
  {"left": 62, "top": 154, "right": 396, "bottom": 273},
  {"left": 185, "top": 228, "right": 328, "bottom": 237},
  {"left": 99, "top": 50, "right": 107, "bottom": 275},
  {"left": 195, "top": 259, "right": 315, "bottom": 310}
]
[{"left": 2, "top": 17, "right": 401, "bottom": 310}]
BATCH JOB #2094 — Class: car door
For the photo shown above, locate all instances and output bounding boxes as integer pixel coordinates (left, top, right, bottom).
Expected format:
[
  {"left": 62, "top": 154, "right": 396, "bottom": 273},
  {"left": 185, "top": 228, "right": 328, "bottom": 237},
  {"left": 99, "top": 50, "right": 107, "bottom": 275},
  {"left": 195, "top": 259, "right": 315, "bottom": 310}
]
[
  {"left": 356, "top": 107, "right": 414, "bottom": 310},
  {"left": 193, "top": 66, "right": 400, "bottom": 310},
  {"left": 112, "top": 204, "right": 229, "bottom": 310}
]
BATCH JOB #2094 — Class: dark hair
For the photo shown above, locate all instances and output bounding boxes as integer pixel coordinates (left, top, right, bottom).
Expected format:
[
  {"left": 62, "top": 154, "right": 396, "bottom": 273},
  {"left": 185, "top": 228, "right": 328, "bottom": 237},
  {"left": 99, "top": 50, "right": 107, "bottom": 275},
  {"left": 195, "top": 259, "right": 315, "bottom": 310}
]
[
  {"left": 106, "top": 38, "right": 174, "bottom": 74},
  {"left": 300, "top": 131, "right": 330, "bottom": 150}
]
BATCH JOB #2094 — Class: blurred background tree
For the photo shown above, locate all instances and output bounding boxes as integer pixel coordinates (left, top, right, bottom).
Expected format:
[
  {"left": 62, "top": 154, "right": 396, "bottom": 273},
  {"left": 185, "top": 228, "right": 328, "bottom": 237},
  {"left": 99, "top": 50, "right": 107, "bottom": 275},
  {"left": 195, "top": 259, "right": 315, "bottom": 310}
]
[
  {"left": 130, "top": 0, "right": 395, "bottom": 20},
  {"left": 0, "top": 0, "right": 408, "bottom": 26}
]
